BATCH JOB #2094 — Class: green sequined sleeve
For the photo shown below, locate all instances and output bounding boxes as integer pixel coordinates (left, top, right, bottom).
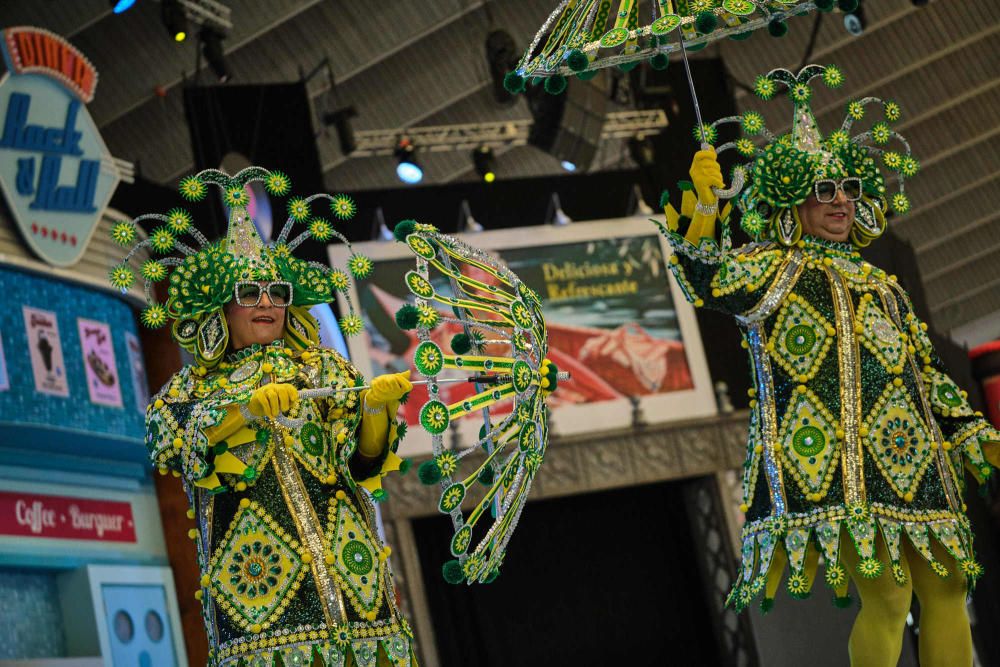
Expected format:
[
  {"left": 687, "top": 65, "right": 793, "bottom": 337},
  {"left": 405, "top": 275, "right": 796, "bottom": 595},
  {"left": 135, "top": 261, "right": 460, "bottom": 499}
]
[
  {"left": 145, "top": 367, "right": 231, "bottom": 484},
  {"left": 892, "top": 289, "right": 1000, "bottom": 483},
  {"left": 655, "top": 220, "right": 787, "bottom": 316}
]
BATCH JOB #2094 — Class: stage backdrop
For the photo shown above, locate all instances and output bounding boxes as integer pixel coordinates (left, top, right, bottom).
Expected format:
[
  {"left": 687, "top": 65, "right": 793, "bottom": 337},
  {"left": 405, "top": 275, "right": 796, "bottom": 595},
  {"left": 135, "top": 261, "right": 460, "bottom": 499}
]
[{"left": 330, "top": 216, "right": 716, "bottom": 455}]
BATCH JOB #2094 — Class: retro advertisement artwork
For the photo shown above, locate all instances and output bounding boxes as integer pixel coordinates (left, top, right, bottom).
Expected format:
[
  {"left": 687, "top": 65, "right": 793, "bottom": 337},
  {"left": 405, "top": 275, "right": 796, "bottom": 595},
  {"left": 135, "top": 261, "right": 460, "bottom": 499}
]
[{"left": 331, "top": 217, "right": 715, "bottom": 454}]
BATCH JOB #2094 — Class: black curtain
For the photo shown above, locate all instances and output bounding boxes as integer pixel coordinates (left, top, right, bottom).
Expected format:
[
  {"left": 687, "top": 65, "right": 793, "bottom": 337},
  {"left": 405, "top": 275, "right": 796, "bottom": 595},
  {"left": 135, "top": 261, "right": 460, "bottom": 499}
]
[{"left": 412, "top": 480, "right": 721, "bottom": 666}]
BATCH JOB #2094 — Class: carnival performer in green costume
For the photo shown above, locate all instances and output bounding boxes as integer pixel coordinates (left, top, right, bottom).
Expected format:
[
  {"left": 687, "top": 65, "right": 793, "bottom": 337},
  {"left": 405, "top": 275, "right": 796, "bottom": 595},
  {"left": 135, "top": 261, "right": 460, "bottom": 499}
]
[
  {"left": 656, "top": 65, "right": 1000, "bottom": 666},
  {"left": 111, "top": 168, "right": 416, "bottom": 666}
]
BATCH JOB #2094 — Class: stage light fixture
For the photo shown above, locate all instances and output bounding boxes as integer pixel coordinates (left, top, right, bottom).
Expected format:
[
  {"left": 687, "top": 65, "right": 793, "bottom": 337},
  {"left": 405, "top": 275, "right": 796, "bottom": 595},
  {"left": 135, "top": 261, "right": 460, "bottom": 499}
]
[
  {"left": 472, "top": 146, "right": 496, "bottom": 183},
  {"left": 844, "top": 1, "right": 865, "bottom": 36},
  {"left": 199, "top": 27, "right": 230, "bottom": 82},
  {"left": 161, "top": 0, "right": 188, "bottom": 42},
  {"left": 546, "top": 192, "right": 572, "bottom": 226},
  {"left": 323, "top": 106, "right": 359, "bottom": 156},
  {"left": 111, "top": 0, "right": 136, "bottom": 13},
  {"left": 561, "top": 160, "right": 577, "bottom": 172},
  {"left": 395, "top": 138, "right": 423, "bottom": 184}
]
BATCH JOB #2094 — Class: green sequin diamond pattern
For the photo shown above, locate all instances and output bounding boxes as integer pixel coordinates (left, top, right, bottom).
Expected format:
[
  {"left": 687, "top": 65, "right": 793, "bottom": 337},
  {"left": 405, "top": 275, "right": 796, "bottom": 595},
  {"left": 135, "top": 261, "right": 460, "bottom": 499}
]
[
  {"left": 770, "top": 300, "right": 833, "bottom": 381},
  {"left": 209, "top": 508, "right": 304, "bottom": 627},
  {"left": 857, "top": 299, "right": 905, "bottom": 371},
  {"left": 777, "top": 389, "right": 841, "bottom": 494},
  {"left": 863, "top": 384, "right": 934, "bottom": 498}
]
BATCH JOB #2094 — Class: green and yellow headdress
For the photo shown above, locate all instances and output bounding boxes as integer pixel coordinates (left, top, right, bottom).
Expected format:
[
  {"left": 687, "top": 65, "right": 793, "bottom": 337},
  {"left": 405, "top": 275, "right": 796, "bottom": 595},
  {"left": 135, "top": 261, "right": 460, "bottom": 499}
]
[
  {"left": 699, "top": 64, "right": 916, "bottom": 247},
  {"left": 108, "top": 167, "right": 371, "bottom": 367}
]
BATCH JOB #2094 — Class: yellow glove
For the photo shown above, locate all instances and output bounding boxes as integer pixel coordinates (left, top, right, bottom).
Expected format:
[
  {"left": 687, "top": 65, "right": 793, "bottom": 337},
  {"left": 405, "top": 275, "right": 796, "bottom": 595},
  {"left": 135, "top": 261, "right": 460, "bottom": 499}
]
[
  {"left": 248, "top": 383, "right": 299, "bottom": 418},
  {"left": 365, "top": 370, "right": 413, "bottom": 407},
  {"left": 690, "top": 149, "right": 724, "bottom": 206}
]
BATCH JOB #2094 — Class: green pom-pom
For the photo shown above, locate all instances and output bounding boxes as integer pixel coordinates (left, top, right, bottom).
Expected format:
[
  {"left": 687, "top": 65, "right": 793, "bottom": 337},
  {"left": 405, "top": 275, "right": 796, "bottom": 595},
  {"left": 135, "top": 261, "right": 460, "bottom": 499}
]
[
  {"left": 566, "top": 49, "right": 589, "bottom": 72},
  {"left": 503, "top": 71, "right": 525, "bottom": 94},
  {"left": 442, "top": 559, "right": 465, "bottom": 584},
  {"left": 815, "top": 0, "right": 835, "bottom": 10},
  {"left": 451, "top": 333, "right": 472, "bottom": 354},
  {"left": 399, "top": 458, "right": 412, "bottom": 475},
  {"left": 768, "top": 19, "right": 788, "bottom": 37},
  {"left": 659, "top": 190, "right": 671, "bottom": 209},
  {"left": 838, "top": 0, "right": 859, "bottom": 12},
  {"left": 478, "top": 467, "right": 495, "bottom": 486},
  {"left": 395, "top": 304, "right": 419, "bottom": 330},
  {"left": 677, "top": 180, "right": 694, "bottom": 192},
  {"left": 760, "top": 597, "right": 774, "bottom": 614},
  {"left": 729, "top": 30, "right": 752, "bottom": 41},
  {"left": 575, "top": 70, "right": 599, "bottom": 81},
  {"left": 417, "top": 460, "right": 442, "bottom": 485},
  {"left": 372, "top": 488, "right": 388, "bottom": 502},
  {"left": 617, "top": 61, "right": 639, "bottom": 73},
  {"left": 484, "top": 568, "right": 500, "bottom": 584},
  {"left": 393, "top": 219, "right": 417, "bottom": 242},
  {"left": 649, "top": 53, "right": 669, "bottom": 70},
  {"left": 695, "top": 11, "right": 717, "bottom": 34},
  {"left": 544, "top": 75, "right": 567, "bottom": 95},
  {"left": 833, "top": 594, "right": 854, "bottom": 608}
]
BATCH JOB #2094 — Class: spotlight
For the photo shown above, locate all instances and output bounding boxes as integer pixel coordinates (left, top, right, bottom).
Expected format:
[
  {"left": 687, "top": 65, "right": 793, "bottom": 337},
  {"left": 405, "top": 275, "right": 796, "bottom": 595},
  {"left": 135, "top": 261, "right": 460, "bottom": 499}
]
[
  {"left": 394, "top": 137, "right": 423, "bottom": 184},
  {"left": 199, "top": 27, "right": 230, "bottom": 82},
  {"left": 546, "top": 192, "right": 572, "bottom": 226},
  {"left": 110, "top": 0, "right": 136, "bottom": 13},
  {"left": 322, "top": 106, "right": 359, "bottom": 156},
  {"left": 560, "top": 160, "right": 577, "bottom": 172},
  {"left": 161, "top": 0, "right": 188, "bottom": 42},
  {"left": 844, "top": 1, "right": 865, "bottom": 36},
  {"left": 472, "top": 146, "right": 496, "bottom": 183}
]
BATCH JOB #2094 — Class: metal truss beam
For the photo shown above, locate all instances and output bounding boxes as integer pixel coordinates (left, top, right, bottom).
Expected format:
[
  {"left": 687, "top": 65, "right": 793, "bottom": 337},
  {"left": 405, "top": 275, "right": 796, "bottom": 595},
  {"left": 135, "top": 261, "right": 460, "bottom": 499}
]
[{"left": 348, "top": 109, "right": 669, "bottom": 157}]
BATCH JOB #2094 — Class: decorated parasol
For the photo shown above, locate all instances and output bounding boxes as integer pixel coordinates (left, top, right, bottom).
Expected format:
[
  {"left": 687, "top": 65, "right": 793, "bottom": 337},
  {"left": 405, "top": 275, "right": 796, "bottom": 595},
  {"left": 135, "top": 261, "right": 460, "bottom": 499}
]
[{"left": 388, "top": 219, "right": 566, "bottom": 585}]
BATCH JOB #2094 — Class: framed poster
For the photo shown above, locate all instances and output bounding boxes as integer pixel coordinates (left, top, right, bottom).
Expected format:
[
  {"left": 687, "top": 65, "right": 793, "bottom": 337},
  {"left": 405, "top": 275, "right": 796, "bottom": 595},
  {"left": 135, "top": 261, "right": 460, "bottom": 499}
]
[
  {"left": 23, "top": 305, "right": 68, "bottom": 397},
  {"left": 329, "top": 216, "right": 716, "bottom": 455},
  {"left": 77, "top": 318, "right": 122, "bottom": 407}
]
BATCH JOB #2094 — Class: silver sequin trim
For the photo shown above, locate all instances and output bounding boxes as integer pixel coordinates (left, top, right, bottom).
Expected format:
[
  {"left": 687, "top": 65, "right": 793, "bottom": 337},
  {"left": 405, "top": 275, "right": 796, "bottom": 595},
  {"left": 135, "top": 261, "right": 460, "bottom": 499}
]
[
  {"left": 747, "top": 323, "right": 786, "bottom": 517},
  {"left": 737, "top": 250, "right": 805, "bottom": 325}
]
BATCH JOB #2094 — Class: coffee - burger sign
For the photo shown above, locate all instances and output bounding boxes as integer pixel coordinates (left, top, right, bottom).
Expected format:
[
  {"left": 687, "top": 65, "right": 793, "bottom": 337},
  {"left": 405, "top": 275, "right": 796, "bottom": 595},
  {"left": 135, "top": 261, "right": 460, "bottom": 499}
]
[{"left": 0, "top": 26, "right": 119, "bottom": 267}]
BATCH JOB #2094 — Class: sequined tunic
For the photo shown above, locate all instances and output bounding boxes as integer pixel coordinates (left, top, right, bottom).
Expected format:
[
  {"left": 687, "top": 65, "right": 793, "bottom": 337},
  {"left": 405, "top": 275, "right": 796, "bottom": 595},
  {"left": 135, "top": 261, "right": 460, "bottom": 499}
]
[
  {"left": 662, "top": 229, "right": 1000, "bottom": 610},
  {"left": 146, "top": 342, "right": 413, "bottom": 666}
]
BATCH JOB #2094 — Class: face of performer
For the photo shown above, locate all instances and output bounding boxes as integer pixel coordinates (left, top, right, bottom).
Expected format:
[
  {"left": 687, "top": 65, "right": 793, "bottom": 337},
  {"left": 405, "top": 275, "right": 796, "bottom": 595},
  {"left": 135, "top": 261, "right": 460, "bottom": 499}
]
[
  {"left": 796, "top": 183, "right": 855, "bottom": 243},
  {"left": 225, "top": 282, "right": 289, "bottom": 350}
]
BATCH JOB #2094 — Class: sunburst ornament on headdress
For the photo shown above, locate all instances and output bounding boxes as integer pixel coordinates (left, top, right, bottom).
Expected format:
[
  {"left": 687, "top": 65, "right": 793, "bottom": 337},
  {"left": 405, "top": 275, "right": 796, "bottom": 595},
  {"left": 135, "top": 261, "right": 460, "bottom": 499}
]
[
  {"left": 109, "top": 167, "right": 375, "bottom": 368},
  {"left": 682, "top": 63, "right": 917, "bottom": 247}
]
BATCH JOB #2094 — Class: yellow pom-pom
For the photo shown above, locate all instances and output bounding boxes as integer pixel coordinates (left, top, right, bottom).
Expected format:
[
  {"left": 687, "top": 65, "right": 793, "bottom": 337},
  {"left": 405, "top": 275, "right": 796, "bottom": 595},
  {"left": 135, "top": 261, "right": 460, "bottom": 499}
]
[
  {"left": 766, "top": 342, "right": 775, "bottom": 352},
  {"left": 336, "top": 490, "right": 347, "bottom": 501},
  {"left": 200, "top": 574, "right": 211, "bottom": 587},
  {"left": 797, "top": 385, "right": 807, "bottom": 394},
  {"left": 239, "top": 498, "right": 251, "bottom": 508},
  {"left": 836, "top": 429, "right": 845, "bottom": 439},
  {"left": 693, "top": 298, "right": 704, "bottom": 308},
  {"left": 301, "top": 552, "right": 313, "bottom": 564},
  {"left": 782, "top": 176, "right": 791, "bottom": 184},
  {"left": 188, "top": 528, "right": 198, "bottom": 539},
  {"left": 251, "top": 623, "right": 262, "bottom": 634},
  {"left": 235, "top": 482, "right": 247, "bottom": 492},
  {"left": 186, "top": 509, "right": 196, "bottom": 520},
  {"left": 218, "top": 378, "right": 228, "bottom": 387},
  {"left": 787, "top": 293, "right": 798, "bottom": 302},
  {"left": 382, "top": 546, "right": 392, "bottom": 558},
  {"left": 740, "top": 339, "right": 749, "bottom": 349},
  {"left": 325, "top": 474, "right": 338, "bottom": 485},
  {"left": 365, "top": 611, "right": 377, "bottom": 622},
  {"left": 336, "top": 432, "right": 347, "bottom": 444},
  {"left": 889, "top": 274, "right": 898, "bottom": 283},
  {"left": 194, "top": 590, "right": 203, "bottom": 600},
  {"left": 797, "top": 239, "right": 806, "bottom": 248},
  {"left": 942, "top": 441, "right": 953, "bottom": 451},
  {"left": 541, "top": 378, "right": 551, "bottom": 389},
  {"left": 920, "top": 322, "right": 928, "bottom": 331},
  {"left": 904, "top": 492, "right": 914, "bottom": 502},
  {"left": 712, "top": 288, "right": 722, "bottom": 298},
  {"left": 798, "top": 374, "right": 809, "bottom": 383},
  {"left": 749, "top": 399, "right": 758, "bottom": 408},
  {"left": 669, "top": 255, "right": 679, "bottom": 265},
  {"left": 173, "top": 437, "right": 183, "bottom": 449},
  {"left": 754, "top": 444, "right": 763, "bottom": 454},
  {"left": 168, "top": 388, "right": 179, "bottom": 398},
  {"left": 739, "top": 503, "right": 749, "bottom": 513},
  {"left": 262, "top": 363, "right": 273, "bottom": 373},
  {"left": 854, "top": 324, "right": 864, "bottom": 334},
  {"left": 171, "top": 470, "right": 181, "bottom": 478},
  {"left": 930, "top": 441, "right": 939, "bottom": 450},
  {"left": 157, "top": 466, "right": 168, "bottom": 476},
  {"left": 822, "top": 257, "right": 833, "bottom": 267},
  {"left": 862, "top": 293, "right": 873, "bottom": 302},
  {"left": 325, "top": 553, "right": 335, "bottom": 565},
  {"left": 859, "top": 427, "right": 869, "bottom": 437},
  {"left": 893, "top": 378, "right": 903, "bottom": 387},
  {"left": 154, "top": 399, "right": 165, "bottom": 409},
  {"left": 907, "top": 345, "right": 916, "bottom": 354},
  {"left": 826, "top": 326, "right": 836, "bottom": 336},
  {"left": 283, "top": 435, "right": 294, "bottom": 446},
  {"left": 747, "top": 388, "right": 756, "bottom": 397}
]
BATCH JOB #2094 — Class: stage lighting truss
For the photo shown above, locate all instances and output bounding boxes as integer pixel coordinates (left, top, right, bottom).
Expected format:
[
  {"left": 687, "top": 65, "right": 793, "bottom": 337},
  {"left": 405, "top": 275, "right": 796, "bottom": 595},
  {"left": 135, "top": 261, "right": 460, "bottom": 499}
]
[
  {"left": 169, "top": 0, "right": 233, "bottom": 32},
  {"left": 345, "top": 109, "right": 669, "bottom": 158}
]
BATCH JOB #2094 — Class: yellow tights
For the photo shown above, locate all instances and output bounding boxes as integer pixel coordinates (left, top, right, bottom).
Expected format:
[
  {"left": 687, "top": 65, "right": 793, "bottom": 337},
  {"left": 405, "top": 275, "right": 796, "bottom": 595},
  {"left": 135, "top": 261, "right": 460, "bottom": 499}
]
[{"left": 840, "top": 534, "right": 971, "bottom": 667}]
